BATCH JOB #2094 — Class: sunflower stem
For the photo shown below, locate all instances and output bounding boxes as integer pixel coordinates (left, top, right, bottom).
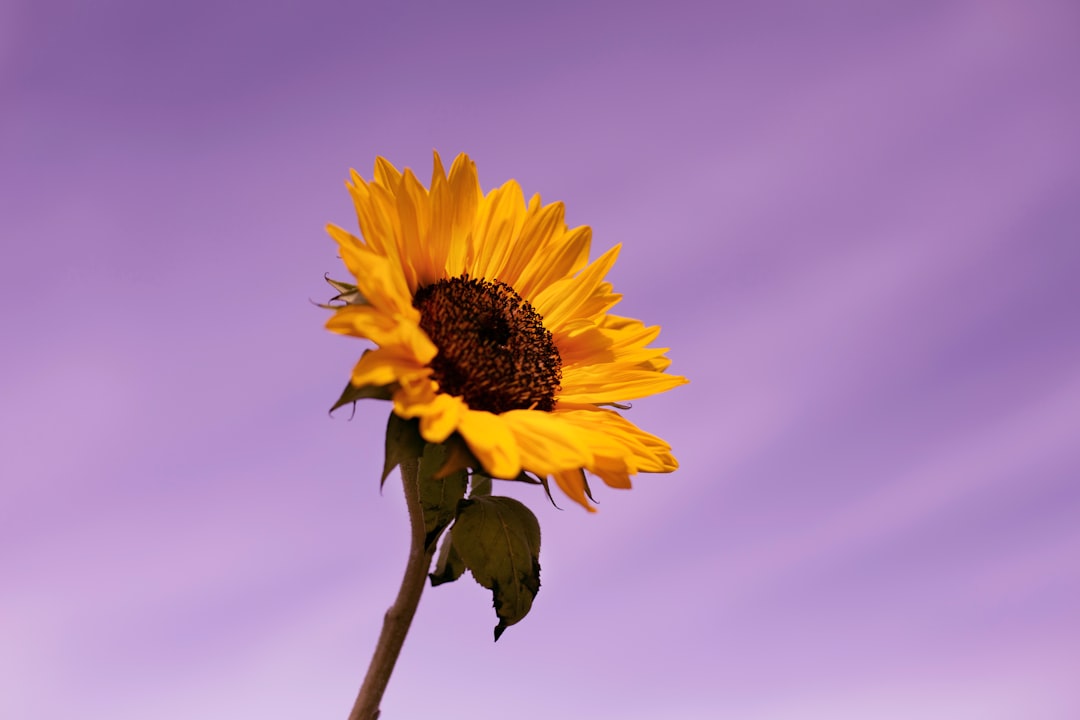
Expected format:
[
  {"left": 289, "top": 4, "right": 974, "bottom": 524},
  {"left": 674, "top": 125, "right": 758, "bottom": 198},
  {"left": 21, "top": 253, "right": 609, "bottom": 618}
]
[{"left": 348, "top": 457, "right": 430, "bottom": 720}]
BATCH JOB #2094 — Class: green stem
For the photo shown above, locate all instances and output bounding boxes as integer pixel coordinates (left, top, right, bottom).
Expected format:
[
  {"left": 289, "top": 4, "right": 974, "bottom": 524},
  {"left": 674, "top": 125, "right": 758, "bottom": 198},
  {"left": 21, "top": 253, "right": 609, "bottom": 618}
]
[{"left": 348, "top": 458, "right": 431, "bottom": 720}]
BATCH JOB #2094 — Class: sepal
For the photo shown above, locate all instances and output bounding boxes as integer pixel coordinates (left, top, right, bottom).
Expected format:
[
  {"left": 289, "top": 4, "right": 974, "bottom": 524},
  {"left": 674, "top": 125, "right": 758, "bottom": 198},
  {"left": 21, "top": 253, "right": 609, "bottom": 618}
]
[
  {"left": 330, "top": 381, "right": 394, "bottom": 413},
  {"left": 321, "top": 275, "right": 368, "bottom": 307},
  {"left": 381, "top": 413, "right": 423, "bottom": 490}
]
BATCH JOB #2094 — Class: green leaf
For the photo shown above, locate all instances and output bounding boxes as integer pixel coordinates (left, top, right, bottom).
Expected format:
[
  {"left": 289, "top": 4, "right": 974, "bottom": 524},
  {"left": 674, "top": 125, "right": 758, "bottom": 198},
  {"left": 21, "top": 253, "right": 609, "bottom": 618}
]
[
  {"left": 381, "top": 413, "right": 423, "bottom": 489},
  {"left": 418, "top": 443, "right": 468, "bottom": 550},
  {"left": 429, "top": 530, "right": 467, "bottom": 587},
  {"left": 453, "top": 496, "right": 542, "bottom": 641},
  {"left": 469, "top": 473, "right": 492, "bottom": 498}
]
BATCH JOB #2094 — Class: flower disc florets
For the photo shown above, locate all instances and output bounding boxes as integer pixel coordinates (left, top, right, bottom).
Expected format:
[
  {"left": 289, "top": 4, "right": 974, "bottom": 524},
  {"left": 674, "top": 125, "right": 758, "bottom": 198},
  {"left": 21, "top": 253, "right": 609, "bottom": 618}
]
[{"left": 413, "top": 275, "right": 561, "bottom": 414}]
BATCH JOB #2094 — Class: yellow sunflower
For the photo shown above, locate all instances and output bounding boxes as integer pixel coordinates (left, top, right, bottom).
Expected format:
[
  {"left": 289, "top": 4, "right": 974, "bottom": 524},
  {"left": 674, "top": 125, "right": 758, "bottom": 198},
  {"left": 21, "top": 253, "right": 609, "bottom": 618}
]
[{"left": 326, "top": 152, "right": 687, "bottom": 511}]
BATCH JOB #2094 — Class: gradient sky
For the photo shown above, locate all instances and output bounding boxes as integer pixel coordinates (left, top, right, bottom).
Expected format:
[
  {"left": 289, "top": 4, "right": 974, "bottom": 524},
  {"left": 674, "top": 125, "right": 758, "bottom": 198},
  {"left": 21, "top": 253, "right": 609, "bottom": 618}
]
[{"left": 3, "top": 1, "right": 1079, "bottom": 718}]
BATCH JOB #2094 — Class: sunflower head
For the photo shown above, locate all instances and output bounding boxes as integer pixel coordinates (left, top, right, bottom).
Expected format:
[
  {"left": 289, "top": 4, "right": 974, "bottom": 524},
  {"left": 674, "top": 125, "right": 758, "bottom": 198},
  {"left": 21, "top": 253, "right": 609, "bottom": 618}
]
[{"left": 326, "top": 152, "right": 687, "bottom": 512}]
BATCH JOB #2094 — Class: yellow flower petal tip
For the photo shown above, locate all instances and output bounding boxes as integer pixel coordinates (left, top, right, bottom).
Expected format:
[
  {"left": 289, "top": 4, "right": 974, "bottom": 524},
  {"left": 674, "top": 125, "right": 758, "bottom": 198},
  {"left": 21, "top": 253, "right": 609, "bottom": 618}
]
[{"left": 327, "top": 152, "right": 685, "bottom": 510}]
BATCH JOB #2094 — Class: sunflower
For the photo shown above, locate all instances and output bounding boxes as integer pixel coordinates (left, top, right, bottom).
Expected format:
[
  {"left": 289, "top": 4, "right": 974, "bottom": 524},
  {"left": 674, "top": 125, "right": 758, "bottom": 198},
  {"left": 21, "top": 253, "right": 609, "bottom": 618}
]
[{"left": 326, "top": 152, "right": 687, "bottom": 511}]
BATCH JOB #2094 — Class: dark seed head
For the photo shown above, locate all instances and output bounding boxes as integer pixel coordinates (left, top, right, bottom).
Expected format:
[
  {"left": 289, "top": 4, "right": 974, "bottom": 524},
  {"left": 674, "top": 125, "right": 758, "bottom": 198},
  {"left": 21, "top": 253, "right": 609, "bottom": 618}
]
[{"left": 413, "top": 276, "right": 562, "bottom": 414}]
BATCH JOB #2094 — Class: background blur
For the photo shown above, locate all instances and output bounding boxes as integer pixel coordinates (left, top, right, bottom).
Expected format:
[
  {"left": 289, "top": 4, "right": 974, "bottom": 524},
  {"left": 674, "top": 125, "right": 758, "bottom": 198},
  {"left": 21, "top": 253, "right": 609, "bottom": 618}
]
[{"left": 3, "top": 1, "right": 1078, "bottom": 718}]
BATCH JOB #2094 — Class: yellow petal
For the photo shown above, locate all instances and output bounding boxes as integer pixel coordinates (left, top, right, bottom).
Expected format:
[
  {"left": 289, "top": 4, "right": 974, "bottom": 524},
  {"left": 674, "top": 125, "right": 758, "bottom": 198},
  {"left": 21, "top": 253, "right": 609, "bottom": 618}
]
[
  {"left": 346, "top": 173, "right": 394, "bottom": 260},
  {"left": 427, "top": 154, "right": 453, "bottom": 283},
  {"left": 373, "top": 156, "right": 402, "bottom": 189},
  {"left": 348, "top": 348, "right": 420, "bottom": 387},
  {"left": 552, "top": 469, "right": 596, "bottom": 512},
  {"left": 515, "top": 224, "right": 591, "bottom": 302},
  {"left": 394, "top": 382, "right": 466, "bottom": 444},
  {"left": 496, "top": 195, "right": 564, "bottom": 288},
  {"left": 396, "top": 169, "right": 437, "bottom": 289},
  {"left": 446, "top": 153, "right": 481, "bottom": 277},
  {"left": 552, "top": 408, "right": 678, "bottom": 478},
  {"left": 532, "top": 244, "right": 621, "bottom": 333},
  {"left": 558, "top": 367, "right": 689, "bottom": 404},
  {"left": 326, "top": 305, "right": 436, "bottom": 364},
  {"left": 497, "top": 410, "right": 595, "bottom": 476},
  {"left": 457, "top": 409, "right": 522, "bottom": 479},
  {"left": 468, "top": 180, "right": 527, "bottom": 280},
  {"left": 327, "top": 225, "right": 416, "bottom": 318}
]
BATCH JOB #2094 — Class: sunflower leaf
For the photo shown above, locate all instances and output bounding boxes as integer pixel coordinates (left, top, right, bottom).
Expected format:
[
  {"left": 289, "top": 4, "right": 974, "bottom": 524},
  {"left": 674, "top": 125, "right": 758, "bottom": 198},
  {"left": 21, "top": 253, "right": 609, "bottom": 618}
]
[
  {"left": 452, "top": 496, "right": 541, "bottom": 641},
  {"left": 381, "top": 413, "right": 423, "bottom": 489},
  {"left": 418, "top": 443, "right": 468, "bottom": 550},
  {"left": 429, "top": 529, "right": 467, "bottom": 587},
  {"left": 330, "top": 380, "right": 394, "bottom": 413},
  {"left": 469, "top": 473, "right": 492, "bottom": 498}
]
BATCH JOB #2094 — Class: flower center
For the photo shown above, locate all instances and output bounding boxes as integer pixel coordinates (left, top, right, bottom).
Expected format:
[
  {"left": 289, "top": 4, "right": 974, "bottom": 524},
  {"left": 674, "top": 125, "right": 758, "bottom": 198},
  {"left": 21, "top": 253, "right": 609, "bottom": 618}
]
[{"left": 413, "top": 276, "right": 562, "bottom": 414}]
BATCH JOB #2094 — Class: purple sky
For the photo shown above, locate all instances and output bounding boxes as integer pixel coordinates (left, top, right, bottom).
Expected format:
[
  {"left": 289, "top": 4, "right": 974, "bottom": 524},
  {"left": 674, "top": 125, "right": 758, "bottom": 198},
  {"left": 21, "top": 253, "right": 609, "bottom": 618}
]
[{"left": 3, "top": 1, "right": 1079, "bottom": 717}]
